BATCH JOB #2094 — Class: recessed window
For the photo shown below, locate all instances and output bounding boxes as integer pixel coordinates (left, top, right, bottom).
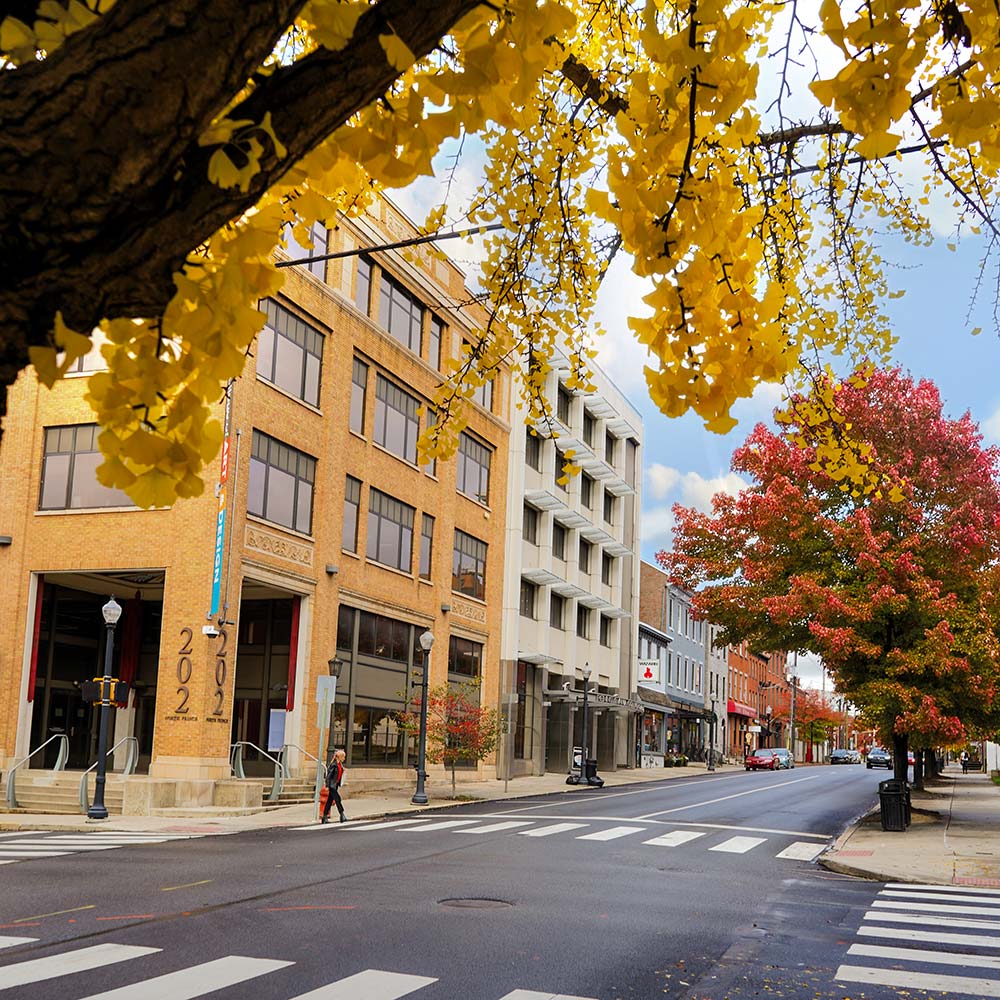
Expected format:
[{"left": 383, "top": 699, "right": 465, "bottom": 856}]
[
  {"left": 557, "top": 385, "right": 571, "bottom": 425},
  {"left": 350, "top": 357, "right": 368, "bottom": 435},
  {"left": 449, "top": 635, "right": 483, "bottom": 678},
  {"left": 356, "top": 256, "right": 372, "bottom": 314},
  {"left": 420, "top": 514, "right": 435, "bottom": 580},
  {"left": 453, "top": 529, "right": 487, "bottom": 601},
  {"left": 422, "top": 408, "right": 437, "bottom": 477},
  {"left": 605, "top": 430, "right": 617, "bottom": 466},
  {"left": 550, "top": 593, "right": 565, "bottom": 630},
  {"left": 580, "top": 473, "right": 594, "bottom": 509},
  {"left": 576, "top": 605, "right": 591, "bottom": 639},
  {"left": 603, "top": 491, "right": 615, "bottom": 526},
  {"left": 602, "top": 551, "right": 614, "bottom": 585},
  {"left": 583, "top": 411, "right": 595, "bottom": 447},
  {"left": 523, "top": 504, "right": 539, "bottom": 544},
  {"left": 343, "top": 476, "right": 361, "bottom": 552},
  {"left": 457, "top": 432, "right": 491, "bottom": 505},
  {"left": 472, "top": 377, "right": 493, "bottom": 412},
  {"left": 379, "top": 271, "right": 423, "bottom": 353},
  {"left": 366, "top": 488, "right": 414, "bottom": 573},
  {"left": 520, "top": 579, "right": 537, "bottom": 619},
  {"left": 257, "top": 299, "right": 324, "bottom": 407},
  {"left": 248, "top": 430, "right": 316, "bottom": 535},
  {"left": 64, "top": 332, "right": 107, "bottom": 374},
  {"left": 600, "top": 615, "right": 612, "bottom": 647},
  {"left": 525, "top": 433, "right": 541, "bottom": 471},
  {"left": 555, "top": 449, "right": 567, "bottom": 491},
  {"left": 579, "top": 538, "right": 592, "bottom": 573},
  {"left": 552, "top": 522, "right": 567, "bottom": 561},
  {"left": 374, "top": 374, "right": 419, "bottom": 464},
  {"left": 429, "top": 316, "right": 443, "bottom": 370},
  {"left": 39, "top": 424, "right": 132, "bottom": 511},
  {"left": 283, "top": 221, "right": 327, "bottom": 279}
]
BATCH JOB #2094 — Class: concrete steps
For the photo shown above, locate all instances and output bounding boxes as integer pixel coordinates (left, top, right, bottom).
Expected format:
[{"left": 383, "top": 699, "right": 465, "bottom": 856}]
[{"left": 0, "top": 772, "right": 126, "bottom": 815}]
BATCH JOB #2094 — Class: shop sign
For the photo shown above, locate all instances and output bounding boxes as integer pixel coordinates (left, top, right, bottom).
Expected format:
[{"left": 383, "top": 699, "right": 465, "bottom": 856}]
[
  {"left": 748, "top": 725, "right": 761, "bottom": 733},
  {"left": 637, "top": 659, "right": 662, "bottom": 687}
]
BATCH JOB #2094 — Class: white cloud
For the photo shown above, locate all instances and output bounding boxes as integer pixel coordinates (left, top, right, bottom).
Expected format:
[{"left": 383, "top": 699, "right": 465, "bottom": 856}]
[
  {"left": 983, "top": 404, "right": 1000, "bottom": 442},
  {"left": 641, "top": 505, "right": 677, "bottom": 553},
  {"left": 646, "top": 464, "right": 680, "bottom": 501}
]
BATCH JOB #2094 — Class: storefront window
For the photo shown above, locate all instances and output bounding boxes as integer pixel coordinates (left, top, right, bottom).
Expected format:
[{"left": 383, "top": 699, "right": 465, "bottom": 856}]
[{"left": 643, "top": 714, "right": 663, "bottom": 753}]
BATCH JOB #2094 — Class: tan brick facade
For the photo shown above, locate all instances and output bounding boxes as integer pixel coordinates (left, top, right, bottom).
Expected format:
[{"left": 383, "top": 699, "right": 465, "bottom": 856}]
[{"left": 0, "top": 199, "right": 509, "bottom": 808}]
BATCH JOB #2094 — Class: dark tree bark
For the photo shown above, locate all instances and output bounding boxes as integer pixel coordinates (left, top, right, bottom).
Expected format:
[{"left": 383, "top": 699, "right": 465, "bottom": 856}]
[
  {"left": 0, "top": 0, "right": 480, "bottom": 428},
  {"left": 912, "top": 745, "right": 924, "bottom": 790},
  {"left": 924, "top": 747, "right": 940, "bottom": 779},
  {"left": 892, "top": 732, "right": 909, "bottom": 783}
]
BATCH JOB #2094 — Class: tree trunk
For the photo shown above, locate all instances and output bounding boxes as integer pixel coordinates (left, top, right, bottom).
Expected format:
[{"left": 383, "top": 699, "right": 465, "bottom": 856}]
[
  {"left": 924, "top": 748, "right": 940, "bottom": 779},
  {"left": 892, "top": 732, "right": 909, "bottom": 783},
  {"left": 912, "top": 745, "right": 924, "bottom": 790},
  {"left": 451, "top": 761, "right": 456, "bottom": 797}
]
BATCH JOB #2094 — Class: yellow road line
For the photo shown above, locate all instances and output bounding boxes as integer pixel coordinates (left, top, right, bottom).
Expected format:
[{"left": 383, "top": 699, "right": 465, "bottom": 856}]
[
  {"left": 161, "top": 879, "right": 213, "bottom": 892},
  {"left": 14, "top": 905, "right": 96, "bottom": 923}
]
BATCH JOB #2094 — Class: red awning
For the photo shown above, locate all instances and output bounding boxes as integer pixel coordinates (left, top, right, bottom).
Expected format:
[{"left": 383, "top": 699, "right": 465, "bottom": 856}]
[{"left": 727, "top": 698, "right": 756, "bottom": 718}]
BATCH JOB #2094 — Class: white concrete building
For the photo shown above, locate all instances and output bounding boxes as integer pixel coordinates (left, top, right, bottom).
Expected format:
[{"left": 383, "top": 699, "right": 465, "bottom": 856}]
[{"left": 499, "top": 353, "right": 642, "bottom": 777}]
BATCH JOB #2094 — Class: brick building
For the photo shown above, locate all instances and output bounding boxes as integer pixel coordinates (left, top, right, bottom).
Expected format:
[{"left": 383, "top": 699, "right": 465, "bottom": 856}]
[
  {"left": 0, "top": 198, "right": 510, "bottom": 812},
  {"left": 726, "top": 642, "right": 790, "bottom": 758}
]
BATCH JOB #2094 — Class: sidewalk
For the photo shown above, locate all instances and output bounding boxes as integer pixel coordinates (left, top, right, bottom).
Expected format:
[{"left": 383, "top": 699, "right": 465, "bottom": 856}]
[
  {"left": 0, "top": 760, "right": 726, "bottom": 836},
  {"left": 820, "top": 764, "right": 1000, "bottom": 886}
]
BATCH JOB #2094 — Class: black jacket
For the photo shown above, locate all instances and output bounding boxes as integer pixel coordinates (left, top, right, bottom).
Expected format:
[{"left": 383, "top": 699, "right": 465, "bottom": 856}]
[{"left": 325, "top": 760, "right": 344, "bottom": 789}]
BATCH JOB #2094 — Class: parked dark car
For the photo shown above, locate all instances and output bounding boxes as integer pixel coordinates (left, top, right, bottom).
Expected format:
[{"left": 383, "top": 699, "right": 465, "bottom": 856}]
[
  {"left": 745, "top": 748, "right": 780, "bottom": 771},
  {"left": 830, "top": 748, "right": 853, "bottom": 764},
  {"left": 866, "top": 747, "right": 892, "bottom": 769},
  {"left": 772, "top": 748, "right": 794, "bottom": 769}
]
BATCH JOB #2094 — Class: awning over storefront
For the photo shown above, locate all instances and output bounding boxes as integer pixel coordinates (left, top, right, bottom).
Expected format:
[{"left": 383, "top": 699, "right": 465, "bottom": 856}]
[{"left": 727, "top": 698, "right": 756, "bottom": 717}]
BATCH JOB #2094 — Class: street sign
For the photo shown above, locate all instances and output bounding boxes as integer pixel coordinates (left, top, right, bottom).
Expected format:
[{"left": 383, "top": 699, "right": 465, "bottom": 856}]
[
  {"left": 315, "top": 676, "right": 337, "bottom": 701},
  {"left": 637, "top": 659, "right": 661, "bottom": 686},
  {"left": 748, "top": 725, "right": 761, "bottom": 733}
]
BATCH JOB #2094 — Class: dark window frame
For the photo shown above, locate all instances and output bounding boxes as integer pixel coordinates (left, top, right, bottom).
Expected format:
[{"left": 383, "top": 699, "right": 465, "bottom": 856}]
[
  {"left": 550, "top": 592, "right": 565, "bottom": 630},
  {"left": 602, "top": 551, "right": 614, "bottom": 585},
  {"left": 247, "top": 430, "right": 316, "bottom": 535},
  {"left": 552, "top": 522, "right": 567, "bottom": 561},
  {"left": 366, "top": 487, "right": 415, "bottom": 573},
  {"left": 576, "top": 604, "right": 591, "bottom": 639},
  {"left": 452, "top": 529, "right": 487, "bottom": 601},
  {"left": 38, "top": 424, "right": 133, "bottom": 511},
  {"left": 284, "top": 220, "right": 328, "bottom": 279},
  {"left": 350, "top": 357, "right": 368, "bottom": 435},
  {"left": 525, "top": 433, "right": 541, "bottom": 471},
  {"left": 420, "top": 513, "right": 435, "bottom": 580},
  {"left": 519, "top": 579, "right": 537, "bottom": 619},
  {"left": 343, "top": 475, "right": 361, "bottom": 553},
  {"left": 457, "top": 431, "right": 492, "bottom": 505},
  {"left": 374, "top": 374, "right": 420, "bottom": 465},
  {"left": 379, "top": 269, "right": 424, "bottom": 354},
  {"left": 523, "top": 504, "right": 539, "bottom": 544},
  {"left": 256, "top": 299, "right": 324, "bottom": 407}
]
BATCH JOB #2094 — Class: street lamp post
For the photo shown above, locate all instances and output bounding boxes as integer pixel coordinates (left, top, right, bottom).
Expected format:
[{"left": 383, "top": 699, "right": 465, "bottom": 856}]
[
  {"left": 566, "top": 663, "right": 592, "bottom": 785},
  {"left": 88, "top": 596, "right": 122, "bottom": 821},
  {"left": 314, "top": 657, "right": 343, "bottom": 802},
  {"left": 411, "top": 630, "right": 434, "bottom": 805},
  {"left": 708, "top": 698, "right": 717, "bottom": 771}
]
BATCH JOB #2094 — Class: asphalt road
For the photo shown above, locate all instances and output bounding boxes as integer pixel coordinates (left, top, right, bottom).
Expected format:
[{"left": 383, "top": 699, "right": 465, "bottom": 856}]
[{"left": 0, "top": 764, "right": 989, "bottom": 1000}]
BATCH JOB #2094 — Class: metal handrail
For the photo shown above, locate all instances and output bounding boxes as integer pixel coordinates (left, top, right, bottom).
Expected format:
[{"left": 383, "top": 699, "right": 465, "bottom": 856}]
[
  {"left": 279, "top": 743, "right": 324, "bottom": 804},
  {"left": 230, "top": 742, "right": 286, "bottom": 801},
  {"left": 5, "top": 734, "right": 69, "bottom": 808},
  {"left": 78, "top": 737, "right": 139, "bottom": 813}
]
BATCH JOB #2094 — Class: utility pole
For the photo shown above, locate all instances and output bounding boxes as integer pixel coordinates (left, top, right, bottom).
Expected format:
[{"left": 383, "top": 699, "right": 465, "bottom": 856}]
[{"left": 788, "top": 651, "right": 797, "bottom": 761}]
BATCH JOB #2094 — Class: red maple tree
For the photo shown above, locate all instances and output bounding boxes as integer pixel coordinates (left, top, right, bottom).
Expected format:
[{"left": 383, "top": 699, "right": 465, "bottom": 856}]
[{"left": 662, "top": 368, "right": 1000, "bottom": 778}]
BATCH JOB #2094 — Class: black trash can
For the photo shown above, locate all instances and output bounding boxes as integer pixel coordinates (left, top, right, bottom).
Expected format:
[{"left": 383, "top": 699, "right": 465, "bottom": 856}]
[
  {"left": 879, "top": 779, "right": 909, "bottom": 832},
  {"left": 585, "top": 758, "right": 604, "bottom": 787}
]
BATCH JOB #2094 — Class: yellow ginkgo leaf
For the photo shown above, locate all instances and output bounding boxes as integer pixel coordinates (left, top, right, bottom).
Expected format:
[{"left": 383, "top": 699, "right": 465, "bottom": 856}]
[{"left": 379, "top": 31, "right": 415, "bottom": 71}]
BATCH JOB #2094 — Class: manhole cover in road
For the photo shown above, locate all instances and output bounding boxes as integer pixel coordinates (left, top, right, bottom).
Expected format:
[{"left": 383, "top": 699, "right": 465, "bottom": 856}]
[{"left": 438, "top": 898, "right": 513, "bottom": 909}]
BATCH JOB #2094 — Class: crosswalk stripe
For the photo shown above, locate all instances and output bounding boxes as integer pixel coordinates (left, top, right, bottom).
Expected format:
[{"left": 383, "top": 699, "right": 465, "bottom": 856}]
[
  {"left": 849, "top": 942, "right": 1000, "bottom": 970},
  {"left": 873, "top": 898, "right": 1000, "bottom": 918},
  {"left": 0, "top": 842, "right": 125, "bottom": 851},
  {"left": 455, "top": 822, "right": 535, "bottom": 835},
  {"left": 864, "top": 909, "right": 1000, "bottom": 932},
  {"left": 518, "top": 824, "right": 588, "bottom": 838},
  {"left": 836, "top": 962, "right": 1000, "bottom": 996},
  {"left": 44, "top": 836, "right": 183, "bottom": 843},
  {"left": 347, "top": 820, "right": 430, "bottom": 832},
  {"left": 0, "top": 943, "right": 159, "bottom": 990},
  {"left": 709, "top": 836, "right": 767, "bottom": 854},
  {"left": 288, "top": 969, "right": 437, "bottom": 999},
  {"left": 886, "top": 882, "right": 1000, "bottom": 897},
  {"left": 401, "top": 820, "right": 481, "bottom": 832},
  {"left": 882, "top": 889, "right": 1000, "bottom": 906},
  {"left": 499, "top": 990, "right": 599, "bottom": 999},
  {"left": 642, "top": 831, "right": 706, "bottom": 848},
  {"left": 0, "top": 851, "right": 71, "bottom": 858},
  {"left": 576, "top": 826, "right": 646, "bottom": 842},
  {"left": 0, "top": 937, "right": 38, "bottom": 951},
  {"left": 858, "top": 925, "right": 1000, "bottom": 949},
  {"left": 0, "top": 862, "right": 17, "bottom": 866},
  {"left": 0, "top": 833, "right": 45, "bottom": 839},
  {"left": 77, "top": 955, "right": 292, "bottom": 1000},
  {"left": 775, "top": 842, "right": 825, "bottom": 861}
]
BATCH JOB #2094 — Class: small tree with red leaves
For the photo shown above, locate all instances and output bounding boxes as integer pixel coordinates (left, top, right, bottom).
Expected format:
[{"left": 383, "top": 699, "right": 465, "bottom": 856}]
[{"left": 398, "top": 681, "right": 503, "bottom": 796}]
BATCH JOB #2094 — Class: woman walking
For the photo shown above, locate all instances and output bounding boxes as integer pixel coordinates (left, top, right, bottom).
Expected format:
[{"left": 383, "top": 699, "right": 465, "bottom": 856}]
[{"left": 321, "top": 748, "right": 348, "bottom": 823}]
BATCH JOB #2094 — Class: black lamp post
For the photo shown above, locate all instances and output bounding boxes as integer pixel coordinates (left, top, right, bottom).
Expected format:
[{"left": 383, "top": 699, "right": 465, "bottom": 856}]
[
  {"left": 566, "top": 663, "right": 592, "bottom": 785},
  {"left": 88, "top": 595, "right": 122, "bottom": 821},
  {"left": 411, "top": 630, "right": 434, "bottom": 805},
  {"left": 707, "top": 698, "right": 717, "bottom": 772}
]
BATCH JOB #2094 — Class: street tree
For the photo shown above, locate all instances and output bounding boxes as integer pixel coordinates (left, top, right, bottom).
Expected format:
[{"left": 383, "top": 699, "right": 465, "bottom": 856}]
[
  {"left": 5, "top": 2, "right": 1000, "bottom": 506},
  {"left": 789, "top": 689, "right": 842, "bottom": 762},
  {"left": 663, "top": 368, "right": 1000, "bottom": 782}
]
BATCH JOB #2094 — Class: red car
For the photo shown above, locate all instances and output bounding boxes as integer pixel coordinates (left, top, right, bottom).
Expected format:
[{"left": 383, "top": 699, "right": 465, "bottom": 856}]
[{"left": 745, "top": 748, "right": 780, "bottom": 771}]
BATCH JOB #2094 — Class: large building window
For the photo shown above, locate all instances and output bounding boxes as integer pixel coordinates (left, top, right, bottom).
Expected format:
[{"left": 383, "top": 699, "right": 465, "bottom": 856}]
[
  {"left": 39, "top": 424, "right": 132, "bottom": 511},
  {"left": 248, "top": 431, "right": 315, "bottom": 534},
  {"left": 554, "top": 449, "right": 567, "bottom": 491},
  {"left": 379, "top": 271, "right": 423, "bottom": 353},
  {"left": 343, "top": 476, "right": 361, "bottom": 552},
  {"left": 429, "top": 315, "right": 443, "bottom": 369},
  {"left": 602, "top": 551, "right": 614, "bottom": 585},
  {"left": 605, "top": 429, "right": 617, "bottom": 466},
  {"left": 603, "top": 491, "right": 616, "bottom": 526},
  {"left": 523, "top": 504, "right": 538, "bottom": 544},
  {"left": 448, "top": 636, "right": 483, "bottom": 679},
  {"left": 374, "top": 374, "right": 420, "bottom": 464},
  {"left": 452, "top": 529, "right": 487, "bottom": 600},
  {"left": 576, "top": 605, "right": 591, "bottom": 639},
  {"left": 583, "top": 411, "right": 595, "bottom": 447},
  {"left": 356, "top": 256, "right": 372, "bottom": 314},
  {"left": 581, "top": 473, "right": 594, "bottom": 509},
  {"left": 367, "top": 488, "right": 414, "bottom": 573},
  {"left": 283, "top": 221, "right": 327, "bottom": 278},
  {"left": 350, "top": 358, "right": 368, "bottom": 435},
  {"left": 550, "top": 593, "right": 565, "bottom": 630},
  {"left": 557, "top": 385, "right": 571, "bottom": 425},
  {"left": 420, "top": 514, "right": 435, "bottom": 580},
  {"left": 525, "top": 433, "right": 541, "bottom": 471},
  {"left": 520, "top": 579, "right": 537, "bottom": 618},
  {"left": 552, "top": 522, "right": 567, "bottom": 560},
  {"left": 579, "top": 538, "right": 593, "bottom": 574},
  {"left": 257, "top": 299, "right": 324, "bottom": 407},
  {"left": 456, "top": 432, "right": 491, "bottom": 504},
  {"left": 600, "top": 615, "right": 612, "bottom": 647}
]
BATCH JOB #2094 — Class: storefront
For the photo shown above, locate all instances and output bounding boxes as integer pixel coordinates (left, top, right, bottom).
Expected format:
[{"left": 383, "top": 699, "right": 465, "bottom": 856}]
[{"left": 727, "top": 698, "right": 756, "bottom": 757}]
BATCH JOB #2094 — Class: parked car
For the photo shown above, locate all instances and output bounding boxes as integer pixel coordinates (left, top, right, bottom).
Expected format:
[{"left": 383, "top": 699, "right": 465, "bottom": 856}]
[
  {"left": 907, "top": 751, "right": 915, "bottom": 765},
  {"left": 830, "top": 748, "right": 854, "bottom": 764},
  {"left": 771, "top": 748, "right": 794, "bottom": 769},
  {"left": 866, "top": 747, "right": 892, "bottom": 769},
  {"left": 848, "top": 749, "right": 862, "bottom": 763},
  {"left": 745, "top": 748, "right": 780, "bottom": 771}
]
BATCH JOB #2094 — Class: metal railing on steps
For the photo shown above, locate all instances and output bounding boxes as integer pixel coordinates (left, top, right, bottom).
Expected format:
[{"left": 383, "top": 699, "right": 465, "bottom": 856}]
[
  {"left": 230, "top": 742, "right": 286, "bottom": 802},
  {"left": 4, "top": 734, "right": 69, "bottom": 809},
  {"left": 279, "top": 743, "right": 323, "bottom": 804},
  {"left": 78, "top": 737, "right": 139, "bottom": 813}
]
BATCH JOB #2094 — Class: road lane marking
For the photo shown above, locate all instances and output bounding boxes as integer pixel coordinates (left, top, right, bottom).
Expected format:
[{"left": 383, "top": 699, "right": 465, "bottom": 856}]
[
  {"left": 500, "top": 991, "right": 598, "bottom": 1000},
  {"left": 886, "top": 881, "right": 1000, "bottom": 897},
  {"left": 13, "top": 905, "right": 95, "bottom": 923},
  {"left": 633, "top": 774, "right": 821, "bottom": 821},
  {"left": 849, "top": 942, "right": 1000, "bottom": 969},
  {"left": 863, "top": 910, "right": 1000, "bottom": 931},
  {"left": 873, "top": 898, "right": 1000, "bottom": 917},
  {"left": 775, "top": 842, "right": 826, "bottom": 861},
  {"left": 0, "top": 943, "right": 159, "bottom": 989},
  {"left": 518, "top": 823, "right": 588, "bottom": 838},
  {"left": 881, "top": 889, "right": 1000, "bottom": 906},
  {"left": 455, "top": 821, "right": 535, "bottom": 834},
  {"left": 0, "top": 842, "right": 123, "bottom": 851},
  {"left": 858, "top": 925, "right": 1000, "bottom": 949},
  {"left": 401, "top": 820, "right": 481, "bottom": 832},
  {"left": 835, "top": 963, "right": 1000, "bottom": 996},
  {"left": 77, "top": 956, "right": 292, "bottom": 1000},
  {"left": 709, "top": 836, "right": 767, "bottom": 854},
  {"left": 0, "top": 937, "right": 37, "bottom": 950},
  {"left": 0, "top": 851, "right": 72, "bottom": 858},
  {"left": 161, "top": 880, "right": 213, "bottom": 892},
  {"left": 288, "top": 969, "right": 437, "bottom": 999},
  {"left": 576, "top": 826, "right": 646, "bottom": 842},
  {"left": 643, "top": 831, "right": 705, "bottom": 848}
]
